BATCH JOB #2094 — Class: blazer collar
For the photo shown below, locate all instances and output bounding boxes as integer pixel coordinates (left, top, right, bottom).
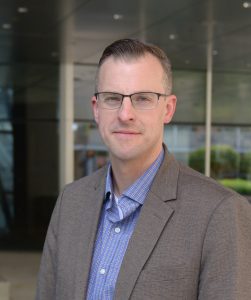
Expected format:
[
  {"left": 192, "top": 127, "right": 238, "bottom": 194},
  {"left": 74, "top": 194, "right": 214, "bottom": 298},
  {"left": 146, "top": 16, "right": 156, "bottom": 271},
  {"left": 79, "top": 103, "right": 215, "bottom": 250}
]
[
  {"left": 150, "top": 144, "right": 179, "bottom": 202},
  {"left": 94, "top": 145, "right": 179, "bottom": 202}
]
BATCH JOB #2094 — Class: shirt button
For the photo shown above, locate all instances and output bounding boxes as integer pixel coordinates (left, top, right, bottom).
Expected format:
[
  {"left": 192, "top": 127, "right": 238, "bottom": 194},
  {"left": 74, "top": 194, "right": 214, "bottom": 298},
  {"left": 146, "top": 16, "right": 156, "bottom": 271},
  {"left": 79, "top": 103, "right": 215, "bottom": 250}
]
[
  {"left": 99, "top": 268, "right": 106, "bottom": 275},
  {"left": 114, "top": 227, "right": 121, "bottom": 233}
]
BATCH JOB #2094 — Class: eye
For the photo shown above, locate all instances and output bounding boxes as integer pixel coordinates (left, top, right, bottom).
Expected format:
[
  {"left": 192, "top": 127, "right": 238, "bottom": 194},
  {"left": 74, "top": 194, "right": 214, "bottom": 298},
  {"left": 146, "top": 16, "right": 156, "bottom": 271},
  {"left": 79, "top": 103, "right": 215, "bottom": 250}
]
[
  {"left": 134, "top": 93, "right": 153, "bottom": 102},
  {"left": 103, "top": 94, "right": 121, "bottom": 103}
]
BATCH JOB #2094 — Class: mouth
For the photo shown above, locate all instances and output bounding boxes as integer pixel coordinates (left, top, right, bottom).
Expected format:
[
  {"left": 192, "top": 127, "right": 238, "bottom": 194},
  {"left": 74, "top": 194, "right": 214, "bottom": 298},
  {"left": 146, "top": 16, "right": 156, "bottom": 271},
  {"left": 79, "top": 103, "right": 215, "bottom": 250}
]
[
  {"left": 114, "top": 131, "right": 140, "bottom": 134},
  {"left": 112, "top": 130, "right": 141, "bottom": 137}
]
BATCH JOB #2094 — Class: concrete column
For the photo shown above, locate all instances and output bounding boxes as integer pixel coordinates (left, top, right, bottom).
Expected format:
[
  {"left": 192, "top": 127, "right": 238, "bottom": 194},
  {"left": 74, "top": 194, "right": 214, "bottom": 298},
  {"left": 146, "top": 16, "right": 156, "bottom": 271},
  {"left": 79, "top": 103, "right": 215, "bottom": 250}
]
[
  {"left": 205, "top": 1, "right": 214, "bottom": 177},
  {"left": 0, "top": 276, "right": 10, "bottom": 300},
  {"left": 205, "top": 40, "right": 213, "bottom": 177},
  {"left": 59, "top": 62, "right": 74, "bottom": 189},
  {"left": 58, "top": 0, "right": 74, "bottom": 189}
]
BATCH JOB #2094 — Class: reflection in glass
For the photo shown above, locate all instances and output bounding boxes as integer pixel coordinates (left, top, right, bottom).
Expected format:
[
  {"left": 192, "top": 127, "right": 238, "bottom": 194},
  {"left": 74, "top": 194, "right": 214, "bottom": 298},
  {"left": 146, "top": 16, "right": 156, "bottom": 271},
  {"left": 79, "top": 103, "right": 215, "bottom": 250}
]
[
  {"left": 189, "top": 126, "right": 251, "bottom": 196},
  {"left": 213, "top": 72, "right": 251, "bottom": 124},
  {"left": 211, "top": 126, "right": 251, "bottom": 196},
  {"left": 172, "top": 70, "right": 206, "bottom": 123},
  {"left": 164, "top": 125, "right": 205, "bottom": 165},
  {"left": 0, "top": 63, "right": 59, "bottom": 250},
  {"left": 0, "top": 88, "right": 14, "bottom": 235},
  {"left": 74, "top": 122, "right": 108, "bottom": 179}
]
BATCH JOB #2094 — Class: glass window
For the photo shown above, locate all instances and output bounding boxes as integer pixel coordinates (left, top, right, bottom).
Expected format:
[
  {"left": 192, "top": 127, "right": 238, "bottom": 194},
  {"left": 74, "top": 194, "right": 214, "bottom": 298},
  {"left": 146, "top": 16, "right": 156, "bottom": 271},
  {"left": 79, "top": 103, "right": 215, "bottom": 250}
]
[
  {"left": 212, "top": 72, "right": 251, "bottom": 124},
  {"left": 0, "top": 63, "right": 60, "bottom": 250},
  {"left": 0, "top": 88, "right": 14, "bottom": 236},
  {"left": 165, "top": 125, "right": 205, "bottom": 166},
  {"left": 74, "top": 121, "right": 108, "bottom": 179},
  {"left": 211, "top": 126, "right": 251, "bottom": 196},
  {"left": 172, "top": 70, "right": 206, "bottom": 123},
  {"left": 74, "top": 64, "right": 97, "bottom": 120}
]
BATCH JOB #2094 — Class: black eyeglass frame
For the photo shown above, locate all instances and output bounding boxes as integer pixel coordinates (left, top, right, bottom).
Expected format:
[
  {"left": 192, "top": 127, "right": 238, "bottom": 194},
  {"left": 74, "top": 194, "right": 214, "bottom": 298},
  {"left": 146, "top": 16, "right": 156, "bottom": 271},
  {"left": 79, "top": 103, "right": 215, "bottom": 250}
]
[{"left": 94, "top": 91, "right": 169, "bottom": 110}]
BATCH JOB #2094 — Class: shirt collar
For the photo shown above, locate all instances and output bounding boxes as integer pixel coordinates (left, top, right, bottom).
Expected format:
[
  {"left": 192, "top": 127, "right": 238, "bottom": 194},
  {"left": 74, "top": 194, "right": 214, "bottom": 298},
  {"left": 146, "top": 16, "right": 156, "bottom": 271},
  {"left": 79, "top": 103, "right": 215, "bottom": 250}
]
[{"left": 105, "top": 148, "right": 164, "bottom": 205}]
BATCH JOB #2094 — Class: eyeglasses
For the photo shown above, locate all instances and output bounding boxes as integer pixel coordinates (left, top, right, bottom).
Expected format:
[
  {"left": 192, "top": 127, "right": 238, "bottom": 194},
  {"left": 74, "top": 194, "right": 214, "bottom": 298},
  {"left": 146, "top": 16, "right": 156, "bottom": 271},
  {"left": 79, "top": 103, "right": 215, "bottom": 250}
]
[{"left": 94, "top": 92, "right": 169, "bottom": 110}]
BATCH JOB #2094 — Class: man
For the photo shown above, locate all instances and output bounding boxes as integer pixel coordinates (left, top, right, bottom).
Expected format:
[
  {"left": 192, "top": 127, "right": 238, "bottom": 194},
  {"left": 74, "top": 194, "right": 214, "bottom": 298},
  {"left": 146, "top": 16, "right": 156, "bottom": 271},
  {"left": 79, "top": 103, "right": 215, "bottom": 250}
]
[{"left": 36, "top": 39, "right": 251, "bottom": 300}]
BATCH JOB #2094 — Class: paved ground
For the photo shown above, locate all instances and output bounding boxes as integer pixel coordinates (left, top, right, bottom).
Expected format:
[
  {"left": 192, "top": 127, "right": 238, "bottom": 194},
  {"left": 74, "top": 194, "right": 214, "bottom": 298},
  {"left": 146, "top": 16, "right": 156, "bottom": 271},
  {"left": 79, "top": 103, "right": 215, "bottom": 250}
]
[{"left": 0, "top": 251, "right": 41, "bottom": 300}]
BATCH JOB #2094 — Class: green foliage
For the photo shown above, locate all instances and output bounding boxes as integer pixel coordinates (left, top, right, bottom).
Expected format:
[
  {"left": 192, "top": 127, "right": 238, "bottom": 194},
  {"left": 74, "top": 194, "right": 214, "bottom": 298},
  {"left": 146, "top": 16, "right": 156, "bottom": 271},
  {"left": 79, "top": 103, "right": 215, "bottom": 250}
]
[
  {"left": 189, "top": 145, "right": 239, "bottom": 179},
  {"left": 240, "top": 152, "right": 251, "bottom": 179},
  {"left": 219, "top": 179, "right": 251, "bottom": 195},
  {"left": 188, "top": 147, "right": 205, "bottom": 174},
  {"left": 189, "top": 146, "right": 251, "bottom": 195},
  {"left": 210, "top": 145, "right": 239, "bottom": 179}
]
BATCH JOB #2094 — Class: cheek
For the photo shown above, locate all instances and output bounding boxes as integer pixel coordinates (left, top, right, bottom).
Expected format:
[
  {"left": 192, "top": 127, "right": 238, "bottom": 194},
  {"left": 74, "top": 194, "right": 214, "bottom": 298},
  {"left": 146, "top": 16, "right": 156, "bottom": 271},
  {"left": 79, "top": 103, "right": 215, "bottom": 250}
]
[
  {"left": 150, "top": 112, "right": 166, "bottom": 128},
  {"left": 144, "top": 118, "right": 163, "bottom": 139},
  {"left": 97, "top": 114, "right": 113, "bottom": 133}
]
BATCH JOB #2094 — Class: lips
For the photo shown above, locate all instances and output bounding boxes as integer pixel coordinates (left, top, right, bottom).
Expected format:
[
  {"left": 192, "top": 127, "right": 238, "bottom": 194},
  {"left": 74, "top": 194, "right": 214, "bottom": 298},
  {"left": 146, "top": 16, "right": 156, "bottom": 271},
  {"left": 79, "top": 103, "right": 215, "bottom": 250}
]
[
  {"left": 113, "top": 130, "right": 140, "bottom": 135},
  {"left": 112, "top": 129, "right": 142, "bottom": 139},
  {"left": 111, "top": 125, "right": 143, "bottom": 138}
]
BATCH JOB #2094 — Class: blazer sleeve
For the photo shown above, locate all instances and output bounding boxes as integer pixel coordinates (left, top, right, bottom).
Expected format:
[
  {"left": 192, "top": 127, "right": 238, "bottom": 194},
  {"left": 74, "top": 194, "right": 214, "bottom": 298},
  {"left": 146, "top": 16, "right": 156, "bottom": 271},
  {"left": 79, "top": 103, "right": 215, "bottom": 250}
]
[
  {"left": 198, "top": 194, "right": 251, "bottom": 300},
  {"left": 35, "top": 190, "right": 63, "bottom": 300}
]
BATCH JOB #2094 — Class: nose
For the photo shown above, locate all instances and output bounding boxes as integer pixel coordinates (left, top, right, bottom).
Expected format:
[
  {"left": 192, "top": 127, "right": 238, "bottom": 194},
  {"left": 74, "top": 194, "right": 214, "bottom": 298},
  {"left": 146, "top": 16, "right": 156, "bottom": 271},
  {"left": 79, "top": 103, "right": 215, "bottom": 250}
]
[{"left": 117, "top": 96, "right": 135, "bottom": 122}]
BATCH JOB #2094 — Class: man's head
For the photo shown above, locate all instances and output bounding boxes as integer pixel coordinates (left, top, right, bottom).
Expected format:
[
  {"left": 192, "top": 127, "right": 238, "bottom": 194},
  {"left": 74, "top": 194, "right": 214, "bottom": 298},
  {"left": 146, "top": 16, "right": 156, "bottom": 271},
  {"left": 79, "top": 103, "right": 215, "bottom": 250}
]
[
  {"left": 96, "top": 39, "right": 173, "bottom": 94},
  {"left": 92, "top": 39, "right": 176, "bottom": 168}
]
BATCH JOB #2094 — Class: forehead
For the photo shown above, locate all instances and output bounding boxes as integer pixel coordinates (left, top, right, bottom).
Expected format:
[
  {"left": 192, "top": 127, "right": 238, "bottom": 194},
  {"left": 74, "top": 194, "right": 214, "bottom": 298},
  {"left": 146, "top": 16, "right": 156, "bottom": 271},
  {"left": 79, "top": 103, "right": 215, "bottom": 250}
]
[{"left": 97, "top": 54, "right": 166, "bottom": 92}]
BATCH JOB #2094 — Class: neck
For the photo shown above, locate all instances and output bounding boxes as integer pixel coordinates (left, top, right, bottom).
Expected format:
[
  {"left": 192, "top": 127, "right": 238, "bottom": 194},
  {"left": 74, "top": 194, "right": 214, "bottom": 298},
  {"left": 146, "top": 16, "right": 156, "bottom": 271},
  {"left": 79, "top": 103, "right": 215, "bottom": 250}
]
[{"left": 110, "top": 148, "right": 162, "bottom": 196}]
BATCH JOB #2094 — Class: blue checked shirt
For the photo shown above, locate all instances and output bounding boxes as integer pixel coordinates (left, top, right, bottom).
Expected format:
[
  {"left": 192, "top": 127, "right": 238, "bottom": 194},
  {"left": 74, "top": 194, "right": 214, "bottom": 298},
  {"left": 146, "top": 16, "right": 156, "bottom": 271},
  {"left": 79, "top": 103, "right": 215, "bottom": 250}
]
[{"left": 86, "top": 149, "right": 164, "bottom": 300}]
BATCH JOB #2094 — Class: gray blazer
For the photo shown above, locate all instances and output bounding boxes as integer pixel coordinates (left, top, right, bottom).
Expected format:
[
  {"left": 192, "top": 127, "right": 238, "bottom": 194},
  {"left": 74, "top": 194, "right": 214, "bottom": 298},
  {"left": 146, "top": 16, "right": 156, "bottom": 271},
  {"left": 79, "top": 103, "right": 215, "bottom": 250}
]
[{"left": 36, "top": 151, "right": 251, "bottom": 300}]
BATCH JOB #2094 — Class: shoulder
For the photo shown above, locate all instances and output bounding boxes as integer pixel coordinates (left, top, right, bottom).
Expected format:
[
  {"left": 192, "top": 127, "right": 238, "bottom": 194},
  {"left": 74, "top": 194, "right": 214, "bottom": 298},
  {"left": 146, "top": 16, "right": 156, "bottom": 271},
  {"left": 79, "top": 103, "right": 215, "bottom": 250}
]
[
  {"left": 157, "top": 150, "right": 249, "bottom": 212},
  {"left": 152, "top": 149, "right": 250, "bottom": 209},
  {"left": 178, "top": 162, "right": 232, "bottom": 196},
  {"left": 65, "top": 165, "right": 107, "bottom": 191},
  {"left": 176, "top": 161, "right": 250, "bottom": 212},
  {"left": 58, "top": 165, "right": 107, "bottom": 203},
  {"left": 159, "top": 156, "right": 251, "bottom": 242},
  {"left": 50, "top": 165, "right": 107, "bottom": 222}
]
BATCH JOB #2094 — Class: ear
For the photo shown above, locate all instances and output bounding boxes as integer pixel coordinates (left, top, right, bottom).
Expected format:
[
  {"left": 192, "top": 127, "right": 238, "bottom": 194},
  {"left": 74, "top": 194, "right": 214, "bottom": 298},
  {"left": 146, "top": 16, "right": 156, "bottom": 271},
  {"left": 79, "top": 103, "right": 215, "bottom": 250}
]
[
  {"left": 92, "top": 96, "right": 99, "bottom": 124},
  {"left": 163, "top": 95, "right": 177, "bottom": 124}
]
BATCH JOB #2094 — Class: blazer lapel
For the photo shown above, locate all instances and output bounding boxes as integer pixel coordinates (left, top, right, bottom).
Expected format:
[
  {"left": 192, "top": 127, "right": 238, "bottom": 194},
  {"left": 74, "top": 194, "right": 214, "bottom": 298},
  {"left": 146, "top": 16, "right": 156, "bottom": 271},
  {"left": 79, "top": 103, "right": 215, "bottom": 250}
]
[
  {"left": 114, "top": 151, "right": 180, "bottom": 299},
  {"left": 114, "top": 194, "right": 174, "bottom": 299}
]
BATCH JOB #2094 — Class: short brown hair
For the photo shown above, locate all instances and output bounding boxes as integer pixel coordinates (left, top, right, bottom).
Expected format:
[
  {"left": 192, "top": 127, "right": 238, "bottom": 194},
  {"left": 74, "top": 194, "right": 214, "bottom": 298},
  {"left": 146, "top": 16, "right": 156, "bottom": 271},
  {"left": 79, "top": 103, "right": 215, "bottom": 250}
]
[{"left": 96, "top": 38, "right": 173, "bottom": 93}]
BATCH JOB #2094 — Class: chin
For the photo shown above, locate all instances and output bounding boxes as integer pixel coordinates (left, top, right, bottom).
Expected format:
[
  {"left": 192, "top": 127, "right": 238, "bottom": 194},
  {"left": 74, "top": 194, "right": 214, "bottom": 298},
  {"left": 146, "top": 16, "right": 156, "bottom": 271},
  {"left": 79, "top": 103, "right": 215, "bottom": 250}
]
[{"left": 111, "top": 149, "right": 140, "bottom": 162}]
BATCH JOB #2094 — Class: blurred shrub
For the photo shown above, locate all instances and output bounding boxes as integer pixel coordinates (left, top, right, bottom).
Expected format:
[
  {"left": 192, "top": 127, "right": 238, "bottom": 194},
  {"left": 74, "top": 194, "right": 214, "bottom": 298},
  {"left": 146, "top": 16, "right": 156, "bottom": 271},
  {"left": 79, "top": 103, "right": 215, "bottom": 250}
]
[
  {"left": 240, "top": 152, "right": 251, "bottom": 179},
  {"left": 189, "top": 146, "right": 251, "bottom": 195},
  {"left": 189, "top": 145, "right": 238, "bottom": 179},
  {"left": 188, "top": 147, "right": 205, "bottom": 174},
  {"left": 219, "top": 178, "right": 251, "bottom": 195}
]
